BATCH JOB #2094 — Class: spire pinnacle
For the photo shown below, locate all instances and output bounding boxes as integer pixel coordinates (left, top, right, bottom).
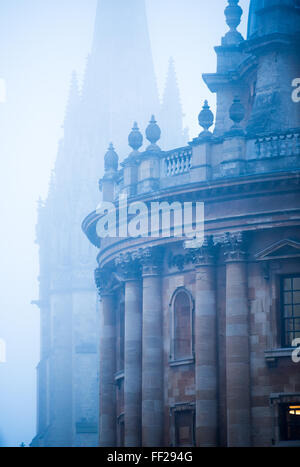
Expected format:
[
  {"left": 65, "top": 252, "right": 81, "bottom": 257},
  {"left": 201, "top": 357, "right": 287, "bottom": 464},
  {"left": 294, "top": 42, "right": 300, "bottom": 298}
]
[
  {"left": 83, "top": 0, "right": 160, "bottom": 157},
  {"left": 160, "top": 57, "right": 185, "bottom": 149},
  {"left": 162, "top": 58, "right": 181, "bottom": 106}
]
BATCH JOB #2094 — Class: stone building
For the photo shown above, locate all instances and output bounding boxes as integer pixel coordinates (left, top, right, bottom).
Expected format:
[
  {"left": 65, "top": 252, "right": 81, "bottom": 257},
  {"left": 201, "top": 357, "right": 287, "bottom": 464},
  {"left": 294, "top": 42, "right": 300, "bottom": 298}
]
[
  {"left": 32, "top": 0, "right": 184, "bottom": 448},
  {"left": 82, "top": 0, "right": 300, "bottom": 447}
]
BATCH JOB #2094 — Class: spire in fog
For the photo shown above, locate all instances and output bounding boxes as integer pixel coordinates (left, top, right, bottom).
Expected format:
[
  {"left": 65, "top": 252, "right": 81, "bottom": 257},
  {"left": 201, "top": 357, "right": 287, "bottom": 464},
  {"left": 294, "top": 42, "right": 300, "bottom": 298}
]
[
  {"left": 83, "top": 0, "right": 160, "bottom": 158},
  {"left": 160, "top": 57, "right": 185, "bottom": 149}
]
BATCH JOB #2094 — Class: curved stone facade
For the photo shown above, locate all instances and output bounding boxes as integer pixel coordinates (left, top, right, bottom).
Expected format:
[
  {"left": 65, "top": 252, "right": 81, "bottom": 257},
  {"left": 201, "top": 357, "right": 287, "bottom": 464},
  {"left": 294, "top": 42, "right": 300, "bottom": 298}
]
[{"left": 82, "top": 1, "right": 300, "bottom": 447}]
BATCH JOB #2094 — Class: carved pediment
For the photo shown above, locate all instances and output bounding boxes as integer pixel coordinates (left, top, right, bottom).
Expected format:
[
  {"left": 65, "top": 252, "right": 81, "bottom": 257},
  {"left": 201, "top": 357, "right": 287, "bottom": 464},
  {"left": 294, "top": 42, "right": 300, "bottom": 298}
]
[{"left": 255, "top": 239, "right": 300, "bottom": 261}]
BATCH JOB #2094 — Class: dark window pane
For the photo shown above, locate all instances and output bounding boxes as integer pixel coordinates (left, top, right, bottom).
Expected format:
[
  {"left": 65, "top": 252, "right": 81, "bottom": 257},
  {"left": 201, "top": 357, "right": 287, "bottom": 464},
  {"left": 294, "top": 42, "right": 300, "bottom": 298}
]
[
  {"left": 286, "top": 332, "right": 295, "bottom": 347},
  {"left": 282, "top": 278, "right": 300, "bottom": 347},
  {"left": 286, "top": 320, "right": 294, "bottom": 332},
  {"left": 175, "top": 410, "right": 194, "bottom": 446},
  {"left": 293, "top": 277, "right": 300, "bottom": 290},
  {"left": 280, "top": 404, "right": 300, "bottom": 441},
  {"left": 284, "top": 305, "right": 293, "bottom": 317},
  {"left": 284, "top": 292, "right": 292, "bottom": 305},
  {"left": 294, "top": 305, "right": 300, "bottom": 317},
  {"left": 284, "top": 278, "right": 292, "bottom": 290},
  {"left": 293, "top": 292, "right": 300, "bottom": 304},
  {"left": 174, "top": 292, "right": 191, "bottom": 359},
  {"left": 294, "top": 318, "right": 300, "bottom": 329}
]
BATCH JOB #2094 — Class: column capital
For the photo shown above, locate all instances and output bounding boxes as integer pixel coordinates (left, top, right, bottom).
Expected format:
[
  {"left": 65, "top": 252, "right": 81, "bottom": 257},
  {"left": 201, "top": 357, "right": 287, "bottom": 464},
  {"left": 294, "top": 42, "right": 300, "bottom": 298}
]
[
  {"left": 133, "top": 247, "right": 164, "bottom": 277},
  {"left": 217, "top": 231, "right": 247, "bottom": 263},
  {"left": 190, "top": 236, "right": 216, "bottom": 267},
  {"left": 115, "top": 252, "right": 141, "bottom": 281},
  {"left": 94, "top": 267, "right": 115, "bottom": 297}
]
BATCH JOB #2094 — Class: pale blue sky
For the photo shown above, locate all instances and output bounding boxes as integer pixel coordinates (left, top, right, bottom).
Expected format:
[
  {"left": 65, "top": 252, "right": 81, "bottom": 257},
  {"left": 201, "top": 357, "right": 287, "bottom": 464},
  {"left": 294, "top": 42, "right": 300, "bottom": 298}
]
[{"left": 0, "top": 0, "right": 249, "bottom": 447}]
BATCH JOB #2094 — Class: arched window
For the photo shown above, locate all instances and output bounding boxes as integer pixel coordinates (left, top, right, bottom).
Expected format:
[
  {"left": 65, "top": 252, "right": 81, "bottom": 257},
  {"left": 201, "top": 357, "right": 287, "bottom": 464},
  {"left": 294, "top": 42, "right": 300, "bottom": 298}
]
[{"left": 170, "top": 289, "right": 194, "bottom": 362}]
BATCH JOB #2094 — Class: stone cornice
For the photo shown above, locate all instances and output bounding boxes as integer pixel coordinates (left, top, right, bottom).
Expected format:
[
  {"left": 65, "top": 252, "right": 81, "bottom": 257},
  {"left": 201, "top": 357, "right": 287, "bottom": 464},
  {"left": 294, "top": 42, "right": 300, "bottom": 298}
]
[
  {"left": 243, "top": 32, "right": 299, "bottom": 56},
  {"left": 82, "top": 171, "right": 300, "bottom": 259}
]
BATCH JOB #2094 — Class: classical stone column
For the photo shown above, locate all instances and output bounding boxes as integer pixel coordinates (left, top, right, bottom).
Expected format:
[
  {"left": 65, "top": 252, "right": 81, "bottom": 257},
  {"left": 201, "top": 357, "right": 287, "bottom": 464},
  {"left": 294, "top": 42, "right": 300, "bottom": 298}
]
[
  {"left": 116, "top": 254, "right": 142, "bottom": 447},
  {"left": 95, "top": 268, "right": 116, "bottom": 447},
  {"left": 223, "top": 232, "right": 251, "bottom": 447},
  {"left": 139, "top": 248, "right": 164, "bottom": 447},
  {"left": 192, "top": 237, "right": 218, "bottom": 447}
]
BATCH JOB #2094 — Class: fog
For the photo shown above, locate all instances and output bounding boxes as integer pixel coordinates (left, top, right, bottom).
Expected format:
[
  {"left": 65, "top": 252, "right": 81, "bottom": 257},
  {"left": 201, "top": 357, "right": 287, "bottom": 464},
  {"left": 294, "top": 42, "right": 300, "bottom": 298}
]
[{"left": 0, "top": 0, "right": 249, "bottom": 447}]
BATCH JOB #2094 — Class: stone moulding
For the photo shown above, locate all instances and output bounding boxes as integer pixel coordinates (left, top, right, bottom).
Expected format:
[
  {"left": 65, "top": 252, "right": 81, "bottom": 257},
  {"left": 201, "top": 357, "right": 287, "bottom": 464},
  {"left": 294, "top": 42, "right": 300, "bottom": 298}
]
[{"left": 255, "top": 238, "right": 300, "bottom": 261}]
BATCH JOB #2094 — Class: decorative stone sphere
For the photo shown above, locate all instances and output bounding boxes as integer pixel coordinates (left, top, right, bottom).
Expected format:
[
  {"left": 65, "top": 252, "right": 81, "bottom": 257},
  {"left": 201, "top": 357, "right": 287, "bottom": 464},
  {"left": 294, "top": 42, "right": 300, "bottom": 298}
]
[
  {"left": 104, "top": 143, "right": 119, "bottom": 172},
  {"left": 229, "top": 96, "right": 245, "bottom": 126},
  {"left": 146, "top": 115, "right": 161, "bottom": 145},
  {"left": 128, "top": 122, "right": 143, "bottom": 151},
  {"left": 198, "top": 100, "right": 214, "bottom": 133}
]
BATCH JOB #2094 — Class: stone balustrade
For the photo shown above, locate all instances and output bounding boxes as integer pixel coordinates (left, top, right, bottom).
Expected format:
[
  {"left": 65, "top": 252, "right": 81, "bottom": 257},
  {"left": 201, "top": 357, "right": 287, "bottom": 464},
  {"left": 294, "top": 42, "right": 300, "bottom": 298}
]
[
  {"left": 254, "top": 130, "right": 300, "bottom": 159},
  {"left": 163, "top": 147, "right": 192, "bottom": 177},
  {"left": 108, "top": 127, "right": 300, "bottom": 202}
]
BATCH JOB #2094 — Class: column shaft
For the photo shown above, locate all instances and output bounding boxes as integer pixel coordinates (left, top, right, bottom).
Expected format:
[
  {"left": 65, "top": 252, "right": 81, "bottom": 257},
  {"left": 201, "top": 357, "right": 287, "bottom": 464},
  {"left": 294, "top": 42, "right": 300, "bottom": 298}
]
[
  {"left": 195, "top": 264, "right": 218, "bottom": 446},
  {"left": 225, "top": 260, "right": 251, "bottom": 447},
  {"left": 124, "top": 279, "right": 142, "bottom": 447},
  {"left": 142, "top": 274, "right": 164, "bottom": 447},
  {"left": 99, "top": 293, "right": 116, "bottom": 447}
]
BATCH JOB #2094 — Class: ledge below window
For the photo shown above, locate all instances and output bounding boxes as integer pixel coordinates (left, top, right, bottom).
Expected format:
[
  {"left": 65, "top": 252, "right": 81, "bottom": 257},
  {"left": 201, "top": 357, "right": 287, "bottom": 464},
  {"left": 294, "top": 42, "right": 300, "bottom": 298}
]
[
  {"left": 265, "top": 348, "right": 294, "bottom": 367},
  {"left": 114, "top": 370, "right": 125, "bottom": 383},
  {"left": 274, "top": 440, "right": 300, "bottom": 447},
  {"left": 169, "top": 357, "right": 195, "bottom": 367}
]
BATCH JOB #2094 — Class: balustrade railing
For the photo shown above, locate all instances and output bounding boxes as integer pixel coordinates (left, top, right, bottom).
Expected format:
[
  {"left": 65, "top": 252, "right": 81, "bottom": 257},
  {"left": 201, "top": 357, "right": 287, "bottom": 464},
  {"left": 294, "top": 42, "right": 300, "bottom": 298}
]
[
  {"left": 255, "top": 131, "right": 300, "bottom": 159},
  {"left": 164, "top": 148, "right": 192, "bottom": 177}
]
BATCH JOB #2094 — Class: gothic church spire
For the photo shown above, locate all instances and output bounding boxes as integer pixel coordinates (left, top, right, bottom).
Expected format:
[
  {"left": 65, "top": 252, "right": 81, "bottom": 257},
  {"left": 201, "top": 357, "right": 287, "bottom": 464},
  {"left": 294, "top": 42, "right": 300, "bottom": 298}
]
[
  {"left": 160, "top": 57, "right": 186, "bottom": 149},
  {"left": 82, "top": 0, "right": 160, "bottom": 158}
]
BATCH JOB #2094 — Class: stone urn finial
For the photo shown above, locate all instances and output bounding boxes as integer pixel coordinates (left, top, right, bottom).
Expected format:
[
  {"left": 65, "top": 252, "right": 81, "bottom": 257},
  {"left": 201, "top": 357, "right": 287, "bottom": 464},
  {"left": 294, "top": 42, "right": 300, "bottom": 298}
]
[
  {"left": 146, "top": 115, "right": 161, "bottom": 151},
  {"left": 223, "top": 0, "right": 244, "bottom": 45},
  {"left": 128, "top": 122, "right": 143, "bottom": 152},
  {"left": 104, "top": 142, "right": 119, "bottom": 172},
  {"left": 198, "top": 100, "right": 214, "bottom": 136},
  {"left": 229, "top": 96, "right": 245, "bottom": 129}
]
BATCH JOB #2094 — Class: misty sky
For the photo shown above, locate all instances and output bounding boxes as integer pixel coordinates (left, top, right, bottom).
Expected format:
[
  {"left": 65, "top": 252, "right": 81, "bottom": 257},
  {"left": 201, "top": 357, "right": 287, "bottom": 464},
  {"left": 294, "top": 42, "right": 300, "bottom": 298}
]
[{"left": 0, "top": 0, "right": 249, "bottom": 447}]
